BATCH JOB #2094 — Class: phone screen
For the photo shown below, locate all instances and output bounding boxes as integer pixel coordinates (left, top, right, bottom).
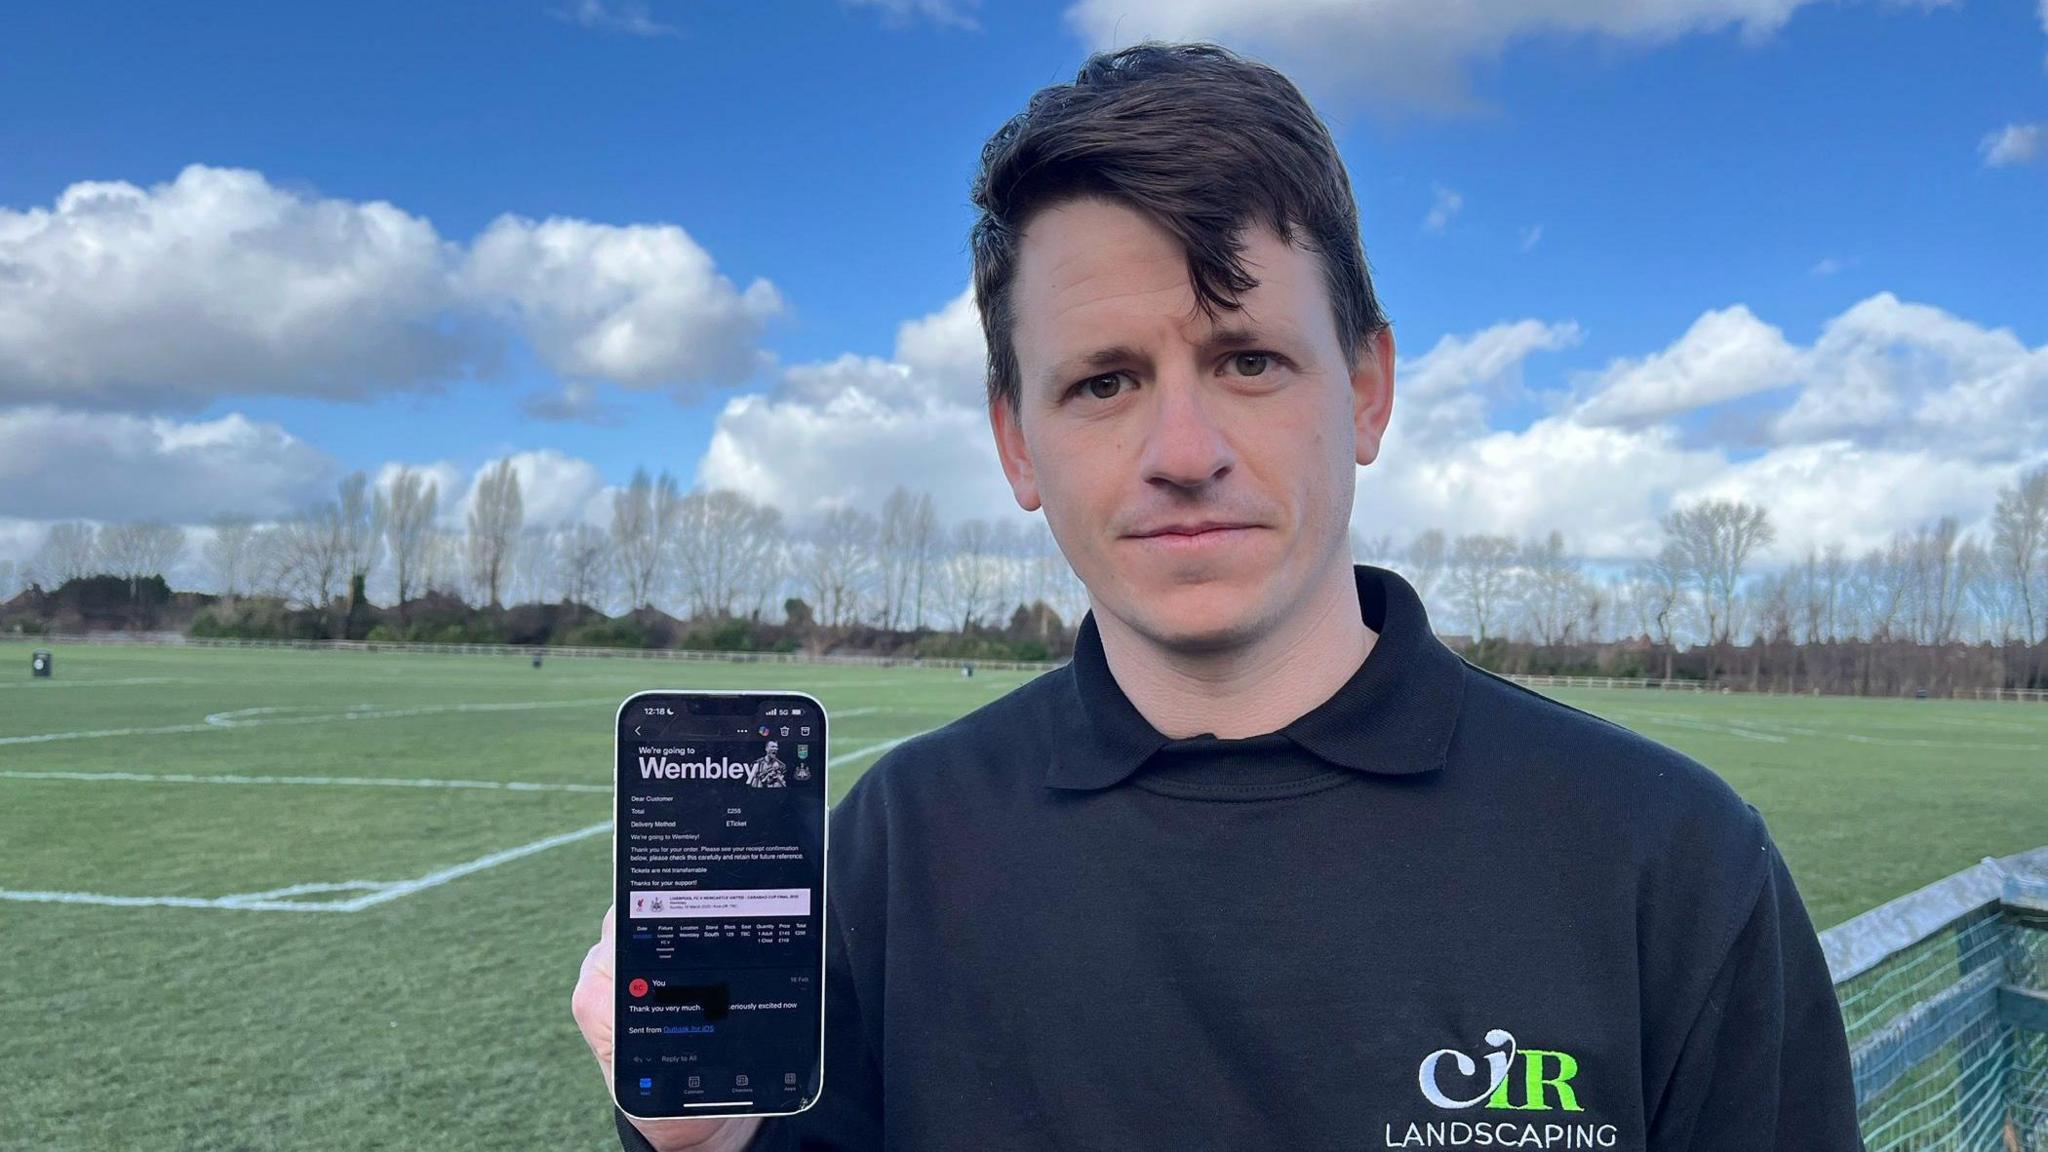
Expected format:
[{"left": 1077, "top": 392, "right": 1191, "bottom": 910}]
[{"left": 612, "top": 690, "right": 827, "bottom": 1119}]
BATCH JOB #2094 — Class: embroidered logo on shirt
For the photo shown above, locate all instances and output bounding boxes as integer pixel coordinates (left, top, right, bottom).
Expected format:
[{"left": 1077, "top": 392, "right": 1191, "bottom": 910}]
[{"left": 1386, "top": 1028, "right": 1620, "bottom": 1148}]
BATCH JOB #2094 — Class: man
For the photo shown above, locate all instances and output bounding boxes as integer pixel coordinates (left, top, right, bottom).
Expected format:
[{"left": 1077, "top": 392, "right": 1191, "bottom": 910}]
[
  {"left": 749, "top": 740, "right": 788, "bottom": 789},
  {"left": 574, "top": 42, "right": 1864, "bottom": 1151}
]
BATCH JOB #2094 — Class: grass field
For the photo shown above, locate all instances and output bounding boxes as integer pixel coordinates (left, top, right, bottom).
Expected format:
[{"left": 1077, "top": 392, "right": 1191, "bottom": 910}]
[{"left": 2, "top": 640, "right": 2043, "bottom": 1151}]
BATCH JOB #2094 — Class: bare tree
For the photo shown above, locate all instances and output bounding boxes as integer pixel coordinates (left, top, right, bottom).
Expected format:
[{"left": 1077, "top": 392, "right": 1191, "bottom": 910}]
[
  {"left": 1791, "top": 549, "right": 1820, "bottom": 645},
  {"left": 1403, "top": 529, "right": 1448, "bottom": 608},
  {"left": 877, "top": 486, "right": 942, "bottom": 630},
  {"left": 1626, "top": 545, "right": 1686, "bottom": 678},
  {"left": 800, "top": 508, "right": 879, "bottom": 627},
  {"left": 30, "top": 521, "right": 99, "bottom": 587},
  {"left": 337, "top": 471, "right": 383, "bottom": 619},
  {"left": 1350, "top": 531, "right": 1398, "bottom": 569},
  {"left": 1960, "top": 537, "right": 2010, "bottom": 644},
  {"left": 1019, "top": 516, "right": 1089, "bottom": 628},
  {"left": 510, "top": 525, "right": 556, "bottom": 606},
  {"left": 611, "top": 469, "right": 682, "bottom": 611},
  {"left": 421, "top": 527, "right": 466, "bottom": 599},
  {"left": 675, "top": 488, "right": 783, "bottom": 619},
  {"left": 467, "top": 458, "right": 524, "bottom": 609},
  {"left": 1902, "top": 517, "right": 1969, "bottom": 646},
  {"left": 558, "top": 523, "right": 612, "bottom": 610},
  {"left": 1751, "top": 570, "right": 1795, "bottom": 644},
  {"left": 1448, "top": 534, "right": 1519, "bottom": 644},
  {"left": 271, "top": 502, "right": 349, "bottom": 615},
  {"left": 0, "top": 559, "right": 17, "bottom": 601},
  {"left": 1660, "top": 498, "right": 1775, "bottom": 646},
  {"left": 1818, "top": 544, "right": 1848, "bottom": 643},
  {"left": 942, "top": 518, "right": 999, "bottom": 631},
  {"left": 378, "top": 467, "right": 439, "bottom": 622},
  {"left": 97, "top": 521, "right": 188, "bottom": 599},
  {"left": 1853, "top": 539, "right": 1912, "bottom": 642},
  {"left": 1992, "top": 465, "right": 2048, "bottom": 645},
  {"left": 203, "top": 516, "right": 257, "bottom": 600},
  {"left": 1517, "top": 530, "right": 1586, "bottom": 646},
  {"left": 991, "top": 519, "right": 1027, "bottom": 622}
]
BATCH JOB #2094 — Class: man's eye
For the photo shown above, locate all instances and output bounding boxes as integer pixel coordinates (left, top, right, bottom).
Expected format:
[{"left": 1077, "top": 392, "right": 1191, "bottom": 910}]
[
  {"left": 1081, "top": 374, "right": 1125, "bottom": 400},
  {"left": 1229, "top": 352, "right": 1273, "bottom": 377}
]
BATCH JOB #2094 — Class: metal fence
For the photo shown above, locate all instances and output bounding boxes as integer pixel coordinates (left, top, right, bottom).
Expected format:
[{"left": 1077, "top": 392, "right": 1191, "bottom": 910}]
[{"left": 1822, "top": 847, "right": 2048, "bottom": 1149}]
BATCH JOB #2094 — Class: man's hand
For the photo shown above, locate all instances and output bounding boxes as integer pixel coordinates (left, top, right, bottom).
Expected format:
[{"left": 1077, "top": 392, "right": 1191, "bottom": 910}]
[{"left": 573, "top": 905, "right": 762, "bottom": 1152}]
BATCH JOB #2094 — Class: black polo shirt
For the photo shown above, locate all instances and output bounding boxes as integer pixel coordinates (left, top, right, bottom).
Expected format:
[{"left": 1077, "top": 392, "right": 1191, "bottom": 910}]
[{"left": 617, "top": 564, "right": 1862, "bottom": 1151}]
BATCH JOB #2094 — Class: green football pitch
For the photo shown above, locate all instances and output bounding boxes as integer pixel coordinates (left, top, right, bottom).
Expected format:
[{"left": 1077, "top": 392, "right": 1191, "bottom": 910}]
[{"left": 1, "top": 641, "right": 2043, "bottom": 1150}]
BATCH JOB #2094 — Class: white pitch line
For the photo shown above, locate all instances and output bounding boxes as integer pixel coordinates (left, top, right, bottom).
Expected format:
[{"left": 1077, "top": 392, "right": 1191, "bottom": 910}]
[
  {"left": 1, "top": 729, "right": 934, "bottom": 916},
  {"left": 1605, "top": 711, "right": 1789, "bottom": 744},
  {"left": 0, "top": 697, "right": 616, "bottom": 746},
  {"left": 0, "top": 821, "right": 613, "bottom": 914},
  {"left": 1732, "top": 717, "right": 2047, "bottom": 752},
  {"left": 223, "top": 881, "right": 390, "bottom": 902},
  {"left": 0, "top": 768, "right": 608, "bottom": 794},
  {"left": 0, "top": 887, "right": 361, "bottom": 913},
  {"left": 832, "top": 731, "right": 926, "bottom": 765},
  {"left": 332, "top": 821, "right": 612, "bottom": 911}
]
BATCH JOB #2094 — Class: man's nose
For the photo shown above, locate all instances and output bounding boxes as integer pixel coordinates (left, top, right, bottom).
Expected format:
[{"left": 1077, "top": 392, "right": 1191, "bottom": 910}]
[{"left": 1138, "top": 369, "right": 1234, "bottom": 490}]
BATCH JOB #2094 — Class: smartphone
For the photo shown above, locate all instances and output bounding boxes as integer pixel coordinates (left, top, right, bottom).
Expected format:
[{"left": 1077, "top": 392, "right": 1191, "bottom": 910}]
[{"left": 611, "top": 690, "right": 827, "bottom": 1120}]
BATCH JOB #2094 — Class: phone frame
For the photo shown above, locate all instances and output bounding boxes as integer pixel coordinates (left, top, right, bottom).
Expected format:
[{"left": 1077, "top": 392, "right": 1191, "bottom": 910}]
[{"left": 608, "top": 688, "right": 829, "bottom": 1122}]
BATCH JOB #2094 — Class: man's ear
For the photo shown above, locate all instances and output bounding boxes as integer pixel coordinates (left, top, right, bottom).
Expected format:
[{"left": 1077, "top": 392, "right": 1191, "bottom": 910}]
[
  {"left": 1352, "top": 326, "right": 1396, "bottom": 468},
  {"left": 989, "top": 393, "right": 1043, "bottom": 512}
]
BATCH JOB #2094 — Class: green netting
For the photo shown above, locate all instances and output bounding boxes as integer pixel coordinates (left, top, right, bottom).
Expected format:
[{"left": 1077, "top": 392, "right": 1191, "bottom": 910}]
[{"left": 1826, "top": 856, "right": 2048, "bottom": 1151}]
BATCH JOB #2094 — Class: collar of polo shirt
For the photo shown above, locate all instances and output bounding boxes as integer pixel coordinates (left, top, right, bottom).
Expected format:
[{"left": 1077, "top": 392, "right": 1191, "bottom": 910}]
[{"left": 1046, "top": 564, "right": 1469, "bottom": 791}]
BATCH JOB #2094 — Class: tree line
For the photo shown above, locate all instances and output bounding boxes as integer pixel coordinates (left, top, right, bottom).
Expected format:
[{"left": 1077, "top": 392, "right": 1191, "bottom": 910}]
[
  {"left": 5, "top": 465, "right": 2045, "bottom": 692},
  {"left": 1, "top": 466, "right": 1090, "bottom": 653}
]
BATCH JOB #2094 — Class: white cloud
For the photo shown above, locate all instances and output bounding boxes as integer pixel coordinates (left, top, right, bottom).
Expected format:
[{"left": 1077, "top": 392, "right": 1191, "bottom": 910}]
[
  {"left": 450, "top": 449, "right": 611, "bottom": 531},
  {"left": 1680, "top": 440, "right": 2034, "bottom": 560},
  {"left": 1363, "top": 415, "right": 1723, "bottom": 561},
  {"left": 695, "top": 286, "right": 1026, "bottom": 527},
  {"left": 1063, "top": 0, "right": 1949, "bottom": 112},
  {"left": 0, "top": 165, "right": 466, "bottom": 409},
  {"left": 1353, "top": 294, "right": 2048, "bottom": 566},
  {"left": 689, "top": 288, "right": 2046, "bottom": 572},
  {"left": 1810, "top": 256, "right": 1845, "bottom": 277},
  {"left": 0, "top": 407, "right": 335, "bottom": 523},
  {"left": 461, "top": 215, "right": 782, "bottom": 397},
  {"left": 1571, "top": 305, "right": 1800, "bottom": 427},
  {"left": 0, "top": 519, "right": 42, "bottom": 574},
  {"left": 0, "top": 166, "right": 781, "bottom": 410},
  {"left": 1980, "top": 122, "right": 2046, "bottom": 167},
  {"left": 1770, "top": 293, "right": 2048, "bottom": 457},
  {"left": 552, "top": 0, "right": 683, "bottom": 38},
  {"left": 1397, "top": 319, "right": 1582, "bottom": 445},
  {"left": 373, "top": 460, "right": 465, "bottom": 521},
  {"left": 1556, "top": 294, "right": 2048, "bottom": 460},
  {"left": 892, "top": 286, "right": 989, "bottom": 387},
  {"left": 1519, "top": 224, "right": 1544, "bottom": 253},
  {"left": 1423, "top": 184, "right": 1463, "bottom": 232},
  {"left": 842, "top": 0, "right": 981, "bottom": 30}
]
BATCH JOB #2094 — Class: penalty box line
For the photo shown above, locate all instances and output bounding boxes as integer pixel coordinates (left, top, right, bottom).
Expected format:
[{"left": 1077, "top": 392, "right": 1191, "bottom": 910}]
[{"left": 0, "top": 731, "right": 926, "bottom": 914}]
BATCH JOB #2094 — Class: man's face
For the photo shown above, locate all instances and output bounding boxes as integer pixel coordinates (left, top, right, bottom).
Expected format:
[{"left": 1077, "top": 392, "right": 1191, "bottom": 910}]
[{"left": 991, "top": 196, "right": 1395, "bottom": 652}]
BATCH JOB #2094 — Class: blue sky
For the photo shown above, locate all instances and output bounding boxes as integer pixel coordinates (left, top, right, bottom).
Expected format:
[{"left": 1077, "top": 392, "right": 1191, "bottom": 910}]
[{"left": 1, "top": 0, "right": 2044, "bottom": 571}]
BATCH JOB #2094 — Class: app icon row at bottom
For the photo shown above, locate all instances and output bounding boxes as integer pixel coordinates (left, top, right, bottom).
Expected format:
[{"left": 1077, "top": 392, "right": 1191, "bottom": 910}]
[{"left": 638, "top": 1071, "right": 801, "bottom": 1094}]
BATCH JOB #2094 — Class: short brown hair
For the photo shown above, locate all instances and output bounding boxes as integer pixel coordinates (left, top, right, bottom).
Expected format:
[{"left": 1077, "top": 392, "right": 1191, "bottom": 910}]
[{"left": 968, "top": 41, "right": 1389, "bottom": 413}]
